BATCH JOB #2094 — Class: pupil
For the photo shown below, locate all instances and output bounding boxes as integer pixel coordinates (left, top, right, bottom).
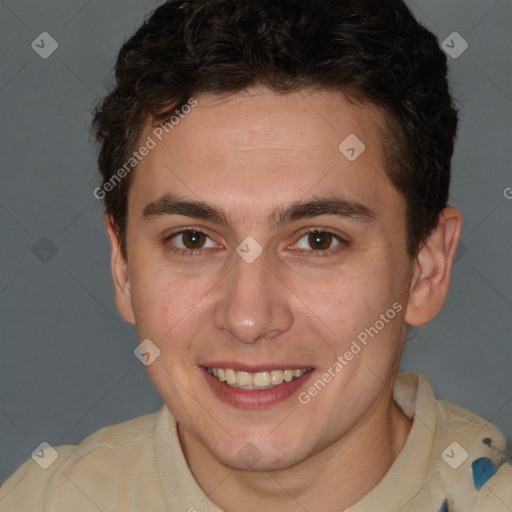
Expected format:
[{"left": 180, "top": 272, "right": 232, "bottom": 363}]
[
  {"left": 308, "top": 232, "right": 331, "bottom": 250},
  {"left": 183, "top": 231, "right": 204, "bottom": 248}
]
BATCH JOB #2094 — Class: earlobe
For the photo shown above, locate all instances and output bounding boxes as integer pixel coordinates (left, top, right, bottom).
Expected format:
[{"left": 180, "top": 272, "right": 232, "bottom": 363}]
[
  {"left": 405, "top": 206, "right": 463, "bottom": 327},
  {"left": 105, "top": 215, "right": 136, "bottom": 325}
]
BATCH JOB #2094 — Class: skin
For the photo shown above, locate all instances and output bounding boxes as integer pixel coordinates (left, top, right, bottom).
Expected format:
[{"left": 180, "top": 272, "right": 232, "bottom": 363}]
[{"left": 106, "top": 85, "right": 462, "bottom": 511}]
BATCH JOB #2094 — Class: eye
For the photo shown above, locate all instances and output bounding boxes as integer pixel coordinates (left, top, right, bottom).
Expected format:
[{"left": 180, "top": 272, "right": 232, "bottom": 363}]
[
  {"left": 294, "top": 230, "right": 343, "bottom": 252},
  {"left": 168, "top": 229, "right": 217, "bottom": 251}
]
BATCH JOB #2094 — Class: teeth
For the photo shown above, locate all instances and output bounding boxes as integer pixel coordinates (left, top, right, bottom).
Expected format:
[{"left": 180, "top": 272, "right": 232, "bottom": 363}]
[
  {"left": 207, "top": 367, "right": 308, "bottom": 389},
  {"left": 237, "top": 371, "right": 252, "bottom": 387},
  {"left": 270, "top": 370, "right": 284, "bottom": 385},
  {"left": 283, "top": 369, "right": 294, "bottom": 382},
  {"left": 253, "top": 372, "right": 271, "bottom": 387},
  {"left": 226, "top": 368, "right": 237, "bottom": 385}
]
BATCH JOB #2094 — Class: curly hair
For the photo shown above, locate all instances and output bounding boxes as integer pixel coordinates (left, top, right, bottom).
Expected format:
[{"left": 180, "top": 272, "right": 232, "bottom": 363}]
[{"left": 92, "top": 0, "right": 458, "bottom": 258}]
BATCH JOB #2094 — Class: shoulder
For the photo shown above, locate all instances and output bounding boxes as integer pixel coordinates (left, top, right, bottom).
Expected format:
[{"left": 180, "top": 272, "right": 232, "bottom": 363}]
[
  {"left": 435, "top": 399, "right": 512, "bottom": 511},
  {"left": 0, "top": 408, "right": 163, "bottom": 511},
  {"left": 471, "top": 461, "right": 512, "bottom": 512}
]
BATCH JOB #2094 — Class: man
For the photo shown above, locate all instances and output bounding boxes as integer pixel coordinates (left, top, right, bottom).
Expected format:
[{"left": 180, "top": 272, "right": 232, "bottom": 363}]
[{"left": 1, "top": 0, "right": 510, "bottom": 510}]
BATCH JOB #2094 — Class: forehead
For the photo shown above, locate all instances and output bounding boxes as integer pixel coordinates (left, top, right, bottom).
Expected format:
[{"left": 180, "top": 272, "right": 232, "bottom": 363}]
[{"left": 128, "top": 87, "right": 402, "bottom": 224}]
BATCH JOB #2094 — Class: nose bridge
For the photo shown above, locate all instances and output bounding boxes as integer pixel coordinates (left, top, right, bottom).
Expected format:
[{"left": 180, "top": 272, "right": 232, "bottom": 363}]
[{"left": 212, "top": 247, "right": 293, "bottom": 344}]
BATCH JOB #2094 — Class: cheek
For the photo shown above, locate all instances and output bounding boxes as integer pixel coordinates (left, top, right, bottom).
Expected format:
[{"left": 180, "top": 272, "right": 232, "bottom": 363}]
[
  {"left": 298, "top": 256, "right": 405, "bottom": 350},
  {"left": 308, "top": 262, "right": 386, "bottom": 318},
  {"left": 129, "top": 265, "right": 187, "bottom": 338},
  {"left": 130, "top": 262, "right": 219, "bottom": 350}
]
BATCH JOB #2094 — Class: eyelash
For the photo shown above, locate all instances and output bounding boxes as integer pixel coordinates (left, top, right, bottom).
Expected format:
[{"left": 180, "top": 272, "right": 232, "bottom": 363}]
[{"left": 163, "top": 227, "right": 348, "bottom": 258}]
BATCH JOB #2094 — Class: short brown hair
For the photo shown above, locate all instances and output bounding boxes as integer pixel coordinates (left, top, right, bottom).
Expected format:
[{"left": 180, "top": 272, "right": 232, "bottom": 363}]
[{"left": 92, "top": 0, "right": 458, "bottom": 258}]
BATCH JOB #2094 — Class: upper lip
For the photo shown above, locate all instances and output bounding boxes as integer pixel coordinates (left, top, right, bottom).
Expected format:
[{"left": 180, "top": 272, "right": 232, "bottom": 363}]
[{"left": 201, "top": 362, "right": 313, "bottom": 373}]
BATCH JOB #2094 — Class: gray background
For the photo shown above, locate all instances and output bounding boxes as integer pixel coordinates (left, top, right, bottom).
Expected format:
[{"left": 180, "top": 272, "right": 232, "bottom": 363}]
[{"left": 0, "top": 0, "right": 511, "bottom": 485}]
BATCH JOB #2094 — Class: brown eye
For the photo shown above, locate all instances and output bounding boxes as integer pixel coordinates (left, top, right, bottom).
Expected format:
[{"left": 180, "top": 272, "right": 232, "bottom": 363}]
[
  {"left": 293, "top": 230, "right": 344, "bottom": 254},
  {"left": 307, "top": 231, "right": 334, "bottom": 250},
  {"left": 170, "top": 229, "right": 215, "bottom": 251},
  {"left": 180, "top": 230, "right": 206, "bottom": 249}
]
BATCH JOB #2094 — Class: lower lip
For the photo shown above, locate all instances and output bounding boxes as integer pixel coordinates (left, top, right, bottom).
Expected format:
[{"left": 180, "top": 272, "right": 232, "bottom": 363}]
[{"left": 202, "top": 367, "right": 314, "bottom": 409}]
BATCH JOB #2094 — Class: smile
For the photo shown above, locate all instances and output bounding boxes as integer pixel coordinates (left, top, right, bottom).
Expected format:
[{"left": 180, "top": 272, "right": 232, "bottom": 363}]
[{"left": 206, "top": 367, "right": 310, "bottom": 389}]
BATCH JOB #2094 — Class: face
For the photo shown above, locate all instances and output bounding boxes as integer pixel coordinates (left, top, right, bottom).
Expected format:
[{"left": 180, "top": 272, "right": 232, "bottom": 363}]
[{"left": 114, "top": 86, "right": 415, "bottom": 471}]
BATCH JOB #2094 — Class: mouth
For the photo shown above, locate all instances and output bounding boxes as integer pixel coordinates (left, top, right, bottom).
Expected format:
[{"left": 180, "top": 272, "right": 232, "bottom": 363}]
[
  {"left": 201, "top": 364, "right": 314, "bottom": 409},
  {"left": 205, "top": 366, "right": 310, "bottom": 389}
]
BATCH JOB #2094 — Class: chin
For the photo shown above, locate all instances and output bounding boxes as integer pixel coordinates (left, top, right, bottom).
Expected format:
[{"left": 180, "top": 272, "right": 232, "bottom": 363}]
[
  {"left": 216, "top": 449, "right": 304, "bottom": 473},
  {"left": 204, "top": 430, "right": 314, "bottom": 473}
]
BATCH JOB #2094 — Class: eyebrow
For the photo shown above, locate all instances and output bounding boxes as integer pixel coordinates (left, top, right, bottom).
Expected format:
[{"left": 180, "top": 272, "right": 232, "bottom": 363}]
[{"left": 142, "top": 194, "right": 376, "bottom": 228}]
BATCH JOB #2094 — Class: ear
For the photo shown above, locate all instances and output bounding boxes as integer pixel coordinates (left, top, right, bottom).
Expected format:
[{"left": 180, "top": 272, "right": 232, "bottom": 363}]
[
  {"left": 405, "top": 206, "right": 463, "bottom": 327},
  {"left": 105, "top": 215, "right": 136, "bottom": 325}
]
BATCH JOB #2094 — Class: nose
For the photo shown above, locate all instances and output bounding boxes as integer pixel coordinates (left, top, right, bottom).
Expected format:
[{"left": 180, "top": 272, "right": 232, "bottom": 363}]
[{"left": 212, "top": 248, "right": 294, "bottom": 344}]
